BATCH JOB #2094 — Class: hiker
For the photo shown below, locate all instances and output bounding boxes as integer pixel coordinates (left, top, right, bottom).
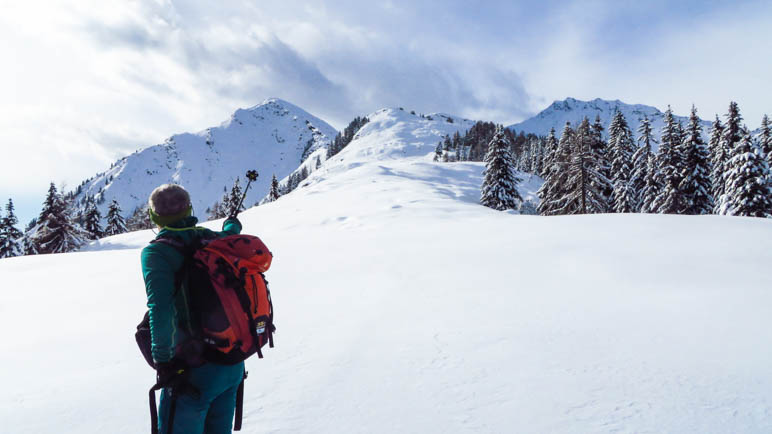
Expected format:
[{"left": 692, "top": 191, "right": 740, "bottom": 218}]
[{"left": 141, "top": 184, "right": 245, "bottom": 434}]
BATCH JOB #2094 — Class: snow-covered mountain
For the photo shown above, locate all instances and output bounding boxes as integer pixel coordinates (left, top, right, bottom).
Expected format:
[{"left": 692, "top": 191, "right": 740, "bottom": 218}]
[
  {"left": 70, "top": 98, "right": 337, "bottom": 221},
  {"left": 509, "top": 97, "right": 714, "bottom": 145},
  {"left": 269, "top": 108, "right": 482, "bottom": 201}
]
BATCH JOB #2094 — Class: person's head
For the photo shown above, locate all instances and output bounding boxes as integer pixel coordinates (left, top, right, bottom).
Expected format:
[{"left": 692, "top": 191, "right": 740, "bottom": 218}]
[{"left": 148, "top": 184, "right": 192, "bottom": 228}]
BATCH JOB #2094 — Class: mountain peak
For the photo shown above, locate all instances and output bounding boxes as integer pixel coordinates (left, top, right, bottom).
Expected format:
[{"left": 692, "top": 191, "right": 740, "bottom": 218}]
[{"left": 510, "top": 97, "right": 712, "bottom": 144}]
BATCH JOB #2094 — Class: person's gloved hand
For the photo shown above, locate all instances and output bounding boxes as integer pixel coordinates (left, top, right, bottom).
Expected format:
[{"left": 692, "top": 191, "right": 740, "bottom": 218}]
[{"left": 155, "top": 360, "right": 186, "bottom": 387}]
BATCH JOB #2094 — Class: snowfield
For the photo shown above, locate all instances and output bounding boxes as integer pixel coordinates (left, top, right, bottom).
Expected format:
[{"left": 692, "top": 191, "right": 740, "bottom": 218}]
[{"left": 2, "top": 107, "right": 772, "bottom": 433}]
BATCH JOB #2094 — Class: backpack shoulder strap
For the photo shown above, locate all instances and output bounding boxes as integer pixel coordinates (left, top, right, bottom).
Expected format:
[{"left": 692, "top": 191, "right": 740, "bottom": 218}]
[{"left": 150, "top": 236, "right": 186, "bottom": 250}]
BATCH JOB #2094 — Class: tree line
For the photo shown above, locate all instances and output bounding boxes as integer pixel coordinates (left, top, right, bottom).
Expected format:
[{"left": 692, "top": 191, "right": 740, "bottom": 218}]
[
  {"left": 0, "top": 183, "right": 139, "bottom": 258},
  {"left": 472, "top": 102, "right": 771, "bottom": 217}
]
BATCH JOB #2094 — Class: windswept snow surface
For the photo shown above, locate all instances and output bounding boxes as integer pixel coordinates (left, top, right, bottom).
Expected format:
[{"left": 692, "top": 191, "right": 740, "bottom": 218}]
[{"left": 3, "top": 109, "right": 772, "bottom": 433}]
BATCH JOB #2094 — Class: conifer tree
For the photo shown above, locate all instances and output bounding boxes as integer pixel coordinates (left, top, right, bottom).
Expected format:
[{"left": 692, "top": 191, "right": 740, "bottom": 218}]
[
  {"left": 678, "top": 105, "right": 713, "bottom": 215},
  {"left": 631, "top": 116, "right": 657, "bottom": 212},
  {"left": 216, "top": 177, "right": 247, "bottom": 217},
  {"left": 721, "top": 128, "right": 772, "bottom": 217},
  {"left": 0, "top": 198, "right": 23, "bottom": 258},
  {"left": 758, "top": 115, "right": 771, "bottom": 169},
  {"left": 208, "top": 200, "right": 226, "bottom": 220},
  {"left": 481, "top": 125, "right": 523, "bottom": 211},
  {"left": 315, "top": 155, "right": 322, "bottom": 170},
  {"left": 127, "top": 204, "right": 154, "bottom": 231},
  {"left": 31, "top": 183, "right": 87, "bottom": 253},
  {"left": 716, "top": 102, "right": 745, "bottom": 214},
  {"left": 708, "top": 115, "right": 726, "bottom": 214},
  {"left": 531, "top": 138, "right": 545, "bottom": 176},
  {"left": 105, "top": 199, "right": 127, "bottom": 236},
  {"left": 608, "top": 111, "right": 637, "bottom": 212},
  {"left": 590, "top": 115, "right": 613, "bottom": 211},
  {"left": 640, "top": 153, "right": 660, "bottom": 213},
  {"left": 267, "top": 174, "right": 281, "bottom": 202},
  {"left": 0, "top": 206, "right": 5, "bottom": 256},
  {"left": 83, "top": 196, "right": 104, "bottom": 239},
  {"left": 537, "top": 123, "right": 573, "bottom": 215},
  {"left": 558, "top": 118, "right": 610, "bottom": 214},
  {"left": 541, "top": 128, "right": 559, "bottom": 174},
  {"left": 433, "top": 141, "right": 442, "bottom": 162},
  {"left": 654, "top": 106, "right": 685, "bottom": 213},
  {"left": 518, "top": 143, "right": 532, "bottom": 173}
]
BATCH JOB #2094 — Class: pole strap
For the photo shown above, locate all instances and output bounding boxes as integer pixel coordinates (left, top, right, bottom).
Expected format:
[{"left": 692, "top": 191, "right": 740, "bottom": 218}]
[{"left": 234, "top": 370, "right": 248, "bottom": 431}]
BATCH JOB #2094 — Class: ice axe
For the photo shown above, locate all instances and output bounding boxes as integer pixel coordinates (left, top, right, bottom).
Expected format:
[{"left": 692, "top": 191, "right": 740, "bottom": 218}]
[{"left": 230, "top": 169, "right": 259, "bottom": 219}]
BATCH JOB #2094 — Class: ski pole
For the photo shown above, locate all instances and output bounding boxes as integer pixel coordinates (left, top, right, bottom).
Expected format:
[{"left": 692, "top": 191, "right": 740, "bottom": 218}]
[{"left": 230, "top": 170, "right": 259, "bottom": 219}]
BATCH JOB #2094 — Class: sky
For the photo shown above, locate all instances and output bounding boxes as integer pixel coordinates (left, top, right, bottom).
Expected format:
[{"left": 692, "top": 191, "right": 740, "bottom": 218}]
[{"left": 1, "top": 0, "right": 770, "bottom": 226}]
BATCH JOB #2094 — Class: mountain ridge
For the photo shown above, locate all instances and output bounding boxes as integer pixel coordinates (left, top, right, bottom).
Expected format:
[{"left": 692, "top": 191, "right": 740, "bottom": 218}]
[
  {"left": 508, "top": 97, "right": 714, "bottom": 143},
  {"left": 69, "top": 98, "right": 337, "bottom": 222}
]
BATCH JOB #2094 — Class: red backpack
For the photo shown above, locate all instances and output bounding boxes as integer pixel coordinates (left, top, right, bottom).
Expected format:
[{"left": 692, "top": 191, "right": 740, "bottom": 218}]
[{"left": 136, "top": 233, "right": 276, "bottom": 368}]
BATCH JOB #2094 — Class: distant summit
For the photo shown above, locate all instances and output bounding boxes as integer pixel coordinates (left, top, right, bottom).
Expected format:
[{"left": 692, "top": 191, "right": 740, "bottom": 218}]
[{"left": 509, "top": 98, "right": 712, "bottom": 145}]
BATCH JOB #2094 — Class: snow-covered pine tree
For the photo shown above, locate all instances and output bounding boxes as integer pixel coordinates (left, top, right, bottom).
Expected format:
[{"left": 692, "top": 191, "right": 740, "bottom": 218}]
[
  {"left": 678, "top": 105, "right": 713, "bottom": 215},
  {"left": 0, "top": 198, "right": 23, "bottom": 258},
  {"left": 608, "top": 110, "right": 637, "bottom": 212},
  {"left": 758, "top": 115, "right": 771, "bottom": 169},
  {"left": 607, "top": 110, "right": 622, "bottom": 172},
  {"left": 631, "top": 116, "right": 657, "bottom": 212},
  {"left": 31, "top": 183, "right": 88, "bottom": 253},
  {"left": 127, "top": 204, "right": 153, "bottom": 230},
  {"left": 541, "top": 128, "right": 559, "bottom": 175},
  {"left": 557, "top": 118, "right": 610, "bottom": 214},
  {"left": 716, "top": 102, "right": 745, "bottom": 214},
  {"left": 708, "top": 115, "right": 726, "bottom": 214},
  {"left": 452, "top": 131, "right": 463, "bottom": 161},
  {"left": 640, "top": 153, "right": 661, "bottom": 213},
  {"left": 442, "top": 135, "right": 452, "bottom": 162},
  {"left": 481, "top": 125, "right": 523, "bottom": 211},
  {"left": 82, "top": 196, "right": 104, "bottom": 239},
  {"left": 315, "top": 155, "right": 322, "bottom": 170},
  {"left": 591, "top": 115, "right": 613, "bottom": 211},
  {"left": 654, "top": 106, "right": 685, "bottom": 214},
  {"left": 0, "top": 206, "right": 5, "bottom": 255},
  {"left": 721, "top": 128, "right": 772, "bottom": 217},
  {"left": 518, "top": 142, "right": 532, "bottom": 173},
  {"left": 433, "top": 141, "right": 442, "bottom": 162},
  {"left": 208, "top": 200, "right": 225, "bottom": 220},
  {"left": 224, "top": 177, "right": 244, "bottom": 217},
  {"left": 269, "top": 174, "right": 281, "bottom": 202},
  {"left": 531, "top": 138, "right": 545, "bottom": 176},
  {"left": 537, "top": 123, "right": 574, "bottom": 215},
  {"left": 105, "top": 199, "right": 128, "bottom": 236}
]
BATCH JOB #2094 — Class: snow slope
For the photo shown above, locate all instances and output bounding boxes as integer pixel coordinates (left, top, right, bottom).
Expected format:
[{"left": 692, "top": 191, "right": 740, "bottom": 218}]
[
  {"left": 3, "top": 113, "right": 772, "bottom": 433},
  {"left": 509, "top": 97, "right": 714, "bottom": 146},
  {"left": 70, "top": 98, "right": 337, "bottom": 221}
]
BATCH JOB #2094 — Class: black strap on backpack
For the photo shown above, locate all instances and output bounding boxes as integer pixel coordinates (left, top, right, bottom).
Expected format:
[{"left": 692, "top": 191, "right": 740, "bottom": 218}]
[{"left": 234, "top": 370, "right": 248, "bottom": 431}]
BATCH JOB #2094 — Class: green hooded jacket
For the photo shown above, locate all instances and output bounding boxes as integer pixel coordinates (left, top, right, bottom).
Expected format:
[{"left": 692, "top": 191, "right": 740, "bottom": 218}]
[{"left": 140, "top": 216, "right": 242, "bottom": 363}]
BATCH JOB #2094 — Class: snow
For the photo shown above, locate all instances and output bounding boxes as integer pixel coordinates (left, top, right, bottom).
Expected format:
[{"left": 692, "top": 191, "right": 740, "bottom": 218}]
[{"left": 3, "top": 102, "right": 772, "bottom": 433}]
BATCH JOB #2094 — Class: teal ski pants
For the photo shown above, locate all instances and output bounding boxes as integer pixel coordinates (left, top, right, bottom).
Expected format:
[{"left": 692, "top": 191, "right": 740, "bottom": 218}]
[{"left": 159, "top": 361, "right": 245, "bottom": 434}]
